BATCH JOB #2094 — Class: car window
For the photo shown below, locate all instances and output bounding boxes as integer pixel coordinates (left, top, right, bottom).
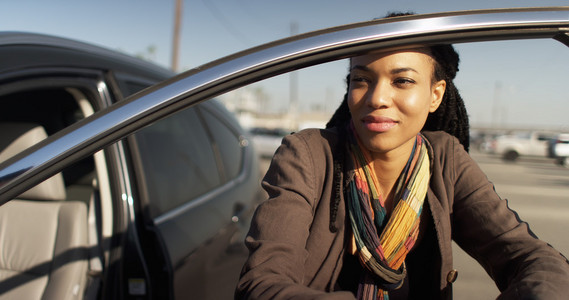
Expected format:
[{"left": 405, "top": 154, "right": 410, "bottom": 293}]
[
  {"left": 198, "top": 106, "right": 243, "bottom": 182},
  {"left": 516, "top": 132, "right": 530, "bottom": 139},
  {"left": 134, "top": 106, "right": 220, "bottom": 219},
  {"left": 0, "top": 88, "right": 84, "bottom": 134},
  {"left": 114, "top": 72, "right": 158, "bottom": 98}
]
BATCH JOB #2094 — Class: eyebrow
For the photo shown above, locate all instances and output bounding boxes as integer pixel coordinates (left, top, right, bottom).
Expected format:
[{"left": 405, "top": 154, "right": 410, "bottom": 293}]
[
  {"left": 350, "top": 65, "right": 371, "bottom": 72},
  {"left": 350, "top": 65, "right": 419, "bottom": 75},
  {"left": 390, "top": 67, "right": 419, "bottom": 75}
]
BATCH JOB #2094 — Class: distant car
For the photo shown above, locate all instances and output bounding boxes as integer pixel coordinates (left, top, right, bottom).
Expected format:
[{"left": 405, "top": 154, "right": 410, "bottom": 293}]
[
  {"left": 494, "top": 131, "right": 558, "bottom": 161},
  {"left": 549, "top": 133, "right": 569, "bottom": 166},
  {"left": 249, "top": 127, "right": 290, "bottom": 158},
  {"left": 1, "top": 7, "right": 569, "bottom": 300},
  {"left": 471, "top": 131, "right": 499, "bottom": 153}
]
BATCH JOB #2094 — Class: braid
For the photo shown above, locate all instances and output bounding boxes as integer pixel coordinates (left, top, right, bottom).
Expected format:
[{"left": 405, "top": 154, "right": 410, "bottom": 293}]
[
  {"left": 424, "top": 80, "right": 470, "bottom": 151},
  {"left": 329, "top": 160, "right": 343, "bottom": 232},
  {"left": 424, "top": 44, "right": 470, "bottom": 152},
  {"left": 326, "top": 74, "right": 351, "bottom": 129},
  {"left": 326, "top": 79, "right": 349, "bottom": 232}
]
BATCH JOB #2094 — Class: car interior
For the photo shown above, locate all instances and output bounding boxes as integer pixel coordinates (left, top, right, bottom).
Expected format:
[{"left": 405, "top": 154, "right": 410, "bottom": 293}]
[
  {"left": 0, "top": 86, "right": 112, "bottom": 299},
  {"left": 0, "top": 122, "right": 88, "bottom": 299}
]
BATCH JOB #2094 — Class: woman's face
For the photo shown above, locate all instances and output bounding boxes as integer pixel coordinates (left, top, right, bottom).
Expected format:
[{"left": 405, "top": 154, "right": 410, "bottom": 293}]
[{"left": 347, "top": 49, "right": 446, "bottom": 157}]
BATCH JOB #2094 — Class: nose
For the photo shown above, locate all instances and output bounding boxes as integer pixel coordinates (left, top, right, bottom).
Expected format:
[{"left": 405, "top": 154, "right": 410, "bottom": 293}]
[{"left": 366, "top": 80, "right": 392, "bottom": 109}]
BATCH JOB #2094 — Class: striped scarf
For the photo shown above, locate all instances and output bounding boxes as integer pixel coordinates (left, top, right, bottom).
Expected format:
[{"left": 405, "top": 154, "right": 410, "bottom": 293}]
[{"left": 346, "top": 123, "right": 431, "bottom": 300}]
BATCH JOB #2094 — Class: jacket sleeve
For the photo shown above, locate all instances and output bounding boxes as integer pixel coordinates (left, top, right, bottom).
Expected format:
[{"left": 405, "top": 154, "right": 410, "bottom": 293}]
[
  {"left": 448, "top": 136, "right": 569, "bottom": 299},
  {"left": 235, "top": 132, "right": 355, "bottom": 300}
]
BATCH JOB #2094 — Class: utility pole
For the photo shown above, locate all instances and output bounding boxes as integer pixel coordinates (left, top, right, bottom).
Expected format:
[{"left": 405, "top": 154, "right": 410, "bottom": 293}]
[
  {"left": 492, "top": 81, "right": 502, "bottom": 127},
  {"left": 171, "top": 0, "right": 183, "bottom": 72}
]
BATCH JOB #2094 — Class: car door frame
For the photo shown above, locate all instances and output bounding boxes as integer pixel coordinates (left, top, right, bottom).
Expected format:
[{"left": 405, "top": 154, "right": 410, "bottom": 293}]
[{"left": 2, "top": 8, "right": 568, "bottom": 206}]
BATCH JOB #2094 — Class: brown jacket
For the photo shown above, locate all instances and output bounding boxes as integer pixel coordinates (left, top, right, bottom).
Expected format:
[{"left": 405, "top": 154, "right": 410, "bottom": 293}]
[{"left": 236, "top": 128, "right": 569, "bottom": 299}]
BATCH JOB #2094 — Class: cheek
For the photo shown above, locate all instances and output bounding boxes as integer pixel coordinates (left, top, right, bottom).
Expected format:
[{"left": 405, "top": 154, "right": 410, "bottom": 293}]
[
  {"left": 348, "top": 88, "right": 362, "bottom": 102},
  {"left": 347, "top": 89, "right": 362, "bottom": 112},
  {"left": 398, "top": 90, "right": 433, "bottom": 116}
]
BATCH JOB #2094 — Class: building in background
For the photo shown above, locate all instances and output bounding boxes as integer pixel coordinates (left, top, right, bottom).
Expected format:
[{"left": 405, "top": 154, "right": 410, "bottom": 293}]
[{"left": 220, "top": 87, "right": 331, "bottom": 132}]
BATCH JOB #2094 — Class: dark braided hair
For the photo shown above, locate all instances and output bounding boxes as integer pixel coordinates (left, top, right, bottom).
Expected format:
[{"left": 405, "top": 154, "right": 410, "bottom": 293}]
[
  {"left": 326, "top": 12, "right": 470, "bottom": 232},
  {"left": 425, "top": 45, "right": 470, "bottom": 151}
]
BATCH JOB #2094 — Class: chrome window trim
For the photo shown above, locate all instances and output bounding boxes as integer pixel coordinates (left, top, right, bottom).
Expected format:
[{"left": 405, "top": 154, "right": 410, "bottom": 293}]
[
  {"left": 114, "top": 139, "right": 152, "bottom": 296},
  {"left": 1, "top": 7, "right": 568, "bottom": 203}
]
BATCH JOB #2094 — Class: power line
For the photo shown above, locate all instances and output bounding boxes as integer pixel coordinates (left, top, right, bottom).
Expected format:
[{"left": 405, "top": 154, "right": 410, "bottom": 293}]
[{"left": 200, "top": 0, "right": 252, "bottom": 46}]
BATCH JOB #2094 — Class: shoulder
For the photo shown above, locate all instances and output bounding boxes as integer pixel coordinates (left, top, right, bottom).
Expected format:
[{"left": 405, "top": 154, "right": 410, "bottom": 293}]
[
  {"left": 281, "top": 127, "right": 343, "bottom": 156},
  {"left": 289, "top": 127, "right": 341, "bottom": 143},
  {"left": 263, "top": 127, "right": 343, "bottom": 209},
  {"left": 266, "top": 127, "right": 343, "bottom": 181},
  {"left": 421, "top": 131, "right": 471, "bottom": 182},
  {"left": 422, "top": 131, "right": 458, "bottom": 149},
  {"left": 268, "top": 127, "right": 343, "bottom": 188},
  {"left": 422, "top": 130, "right": 467, "bottom": 158}
]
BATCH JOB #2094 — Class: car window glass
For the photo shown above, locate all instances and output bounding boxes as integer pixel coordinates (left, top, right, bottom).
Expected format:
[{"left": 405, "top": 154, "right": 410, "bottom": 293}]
[
  {"left": 198, "top": 106, "right": 243, "bottom": 182},
  {"left": 134, "top": 106, "right": 220, "bottom": 218},
  {"left": 114, "top": 73, "right": 158, "bottom": 98},
  {"left": 0, "top": 88, "right": 84, "bottom": 134}
]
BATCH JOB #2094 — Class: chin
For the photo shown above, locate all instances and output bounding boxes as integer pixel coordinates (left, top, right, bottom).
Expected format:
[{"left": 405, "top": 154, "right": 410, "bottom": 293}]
[{"left": 364, "top": 138, "right": 394, "bottom": 154}]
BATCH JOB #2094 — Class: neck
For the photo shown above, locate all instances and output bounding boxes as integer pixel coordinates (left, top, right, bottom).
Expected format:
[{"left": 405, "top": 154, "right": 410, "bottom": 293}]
[{"left": 369, "top": 138, "right": 416, "bottom": 212}]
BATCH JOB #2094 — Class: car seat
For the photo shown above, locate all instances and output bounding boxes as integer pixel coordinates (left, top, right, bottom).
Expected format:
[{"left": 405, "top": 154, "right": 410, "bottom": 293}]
[{"left": 0, "top": 122, "right": 88, "bottom": 300}]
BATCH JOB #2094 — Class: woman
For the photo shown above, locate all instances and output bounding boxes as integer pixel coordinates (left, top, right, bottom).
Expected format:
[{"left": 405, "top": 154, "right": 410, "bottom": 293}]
[{"left": 235, "top": 41, "right": 569, "bottom": 299}]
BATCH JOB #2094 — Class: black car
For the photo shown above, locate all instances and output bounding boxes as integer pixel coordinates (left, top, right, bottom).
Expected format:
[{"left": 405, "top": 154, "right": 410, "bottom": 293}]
[
  {"left": 0, "top": 32, "right": 262, "bottom": 299},
  {"left": 1, "top": 7, "right": 568, "bottom": 300}
]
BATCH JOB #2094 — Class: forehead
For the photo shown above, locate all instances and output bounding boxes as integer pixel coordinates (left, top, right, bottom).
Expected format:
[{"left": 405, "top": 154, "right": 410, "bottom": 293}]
[{"left": 350, "top": 47, "right": 434, "bottom": 69}]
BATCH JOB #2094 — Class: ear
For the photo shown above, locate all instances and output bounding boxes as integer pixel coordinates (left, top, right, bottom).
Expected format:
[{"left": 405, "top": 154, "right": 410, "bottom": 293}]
[{"left": 430, "top": 79, "right": 446, "bottom": 113}]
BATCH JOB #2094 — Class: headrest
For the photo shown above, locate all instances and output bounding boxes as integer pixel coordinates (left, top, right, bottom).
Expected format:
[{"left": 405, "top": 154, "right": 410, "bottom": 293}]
[{"left": 0, "top": 122, "right": 66, "bottom": 201}]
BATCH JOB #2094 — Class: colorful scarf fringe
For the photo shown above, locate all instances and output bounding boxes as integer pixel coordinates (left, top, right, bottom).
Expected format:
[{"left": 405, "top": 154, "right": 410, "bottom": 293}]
[{"left": 346, "top": 123, "right": 431, "bottom": 300}]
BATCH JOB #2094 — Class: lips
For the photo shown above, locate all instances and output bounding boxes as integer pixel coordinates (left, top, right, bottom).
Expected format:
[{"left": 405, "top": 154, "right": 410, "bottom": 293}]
[{"left": 361, "top": 115, "right": 398, "bottom": 132}]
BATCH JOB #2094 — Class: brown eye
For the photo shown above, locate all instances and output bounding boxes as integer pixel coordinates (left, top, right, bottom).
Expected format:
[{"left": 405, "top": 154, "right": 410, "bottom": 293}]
[
  {"left": 350, "top": 75, "right": 370, "bottom": 84},
  {"left": 393, "top": 78, "right": 415, "bottom": 86}
]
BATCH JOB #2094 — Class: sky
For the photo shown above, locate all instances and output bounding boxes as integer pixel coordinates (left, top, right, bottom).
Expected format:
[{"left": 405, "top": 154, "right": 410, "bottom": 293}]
[{"left": 2, "top": 0, "right": 569, "bottom": 129}]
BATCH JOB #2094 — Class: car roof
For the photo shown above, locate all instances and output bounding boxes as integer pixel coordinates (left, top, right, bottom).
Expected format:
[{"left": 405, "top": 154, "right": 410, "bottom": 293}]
[{"left": 0, "top": 31, "right": 174, "bottom": 81}]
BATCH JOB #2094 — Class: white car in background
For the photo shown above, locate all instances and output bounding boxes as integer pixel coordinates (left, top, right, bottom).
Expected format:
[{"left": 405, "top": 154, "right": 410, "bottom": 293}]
[
  {"left": 494, "top": 131, "right": 558, "bottom": 161},
  {"left": 550, "top": 133, "right": 569, "bottom": 166}
]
